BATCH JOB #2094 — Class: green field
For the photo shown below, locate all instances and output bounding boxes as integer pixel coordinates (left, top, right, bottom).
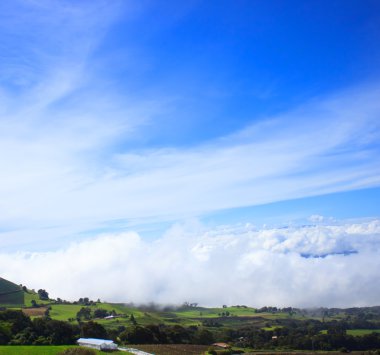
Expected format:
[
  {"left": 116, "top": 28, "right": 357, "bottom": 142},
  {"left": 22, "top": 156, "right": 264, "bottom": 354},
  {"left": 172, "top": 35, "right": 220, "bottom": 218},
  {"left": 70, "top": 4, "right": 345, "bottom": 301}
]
[
  {"left": 0, "top": 346, "right": 92, "bottom": 355},
  {"left": 0, "top": 346, "right": 132, "bottom": 354},
  {"left": 49, "top": 303, "right": 145, "bottom": 322},
  {"left": 25, "top": 302, "right": 328, "bottom": 330},
  {"left": 49, "top": 304, "right": 85, "bottom": 321},
  {"left": 24, "top": 291, "right": 50, "bottom": 307},
  {"left": 347, "top": 329, "right": 380, "bottom": 336}
]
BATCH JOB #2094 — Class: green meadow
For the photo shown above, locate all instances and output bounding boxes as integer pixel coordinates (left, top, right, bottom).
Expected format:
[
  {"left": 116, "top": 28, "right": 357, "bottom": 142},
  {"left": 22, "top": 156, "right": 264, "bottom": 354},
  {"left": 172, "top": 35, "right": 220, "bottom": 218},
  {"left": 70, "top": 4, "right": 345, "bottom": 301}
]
[
  {"left": 0, "top": 346, "right": 132, "bottom": 354},
  {"left": 347, "top": 329, "right": 380, "bottom": 336}
]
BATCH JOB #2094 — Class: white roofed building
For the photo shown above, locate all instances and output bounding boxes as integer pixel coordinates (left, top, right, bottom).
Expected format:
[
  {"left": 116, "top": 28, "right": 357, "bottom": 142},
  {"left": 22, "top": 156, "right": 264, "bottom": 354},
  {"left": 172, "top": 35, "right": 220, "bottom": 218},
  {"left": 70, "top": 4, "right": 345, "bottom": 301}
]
[{"left": 77, "top": 337, "right": 118, "bottom": 351}]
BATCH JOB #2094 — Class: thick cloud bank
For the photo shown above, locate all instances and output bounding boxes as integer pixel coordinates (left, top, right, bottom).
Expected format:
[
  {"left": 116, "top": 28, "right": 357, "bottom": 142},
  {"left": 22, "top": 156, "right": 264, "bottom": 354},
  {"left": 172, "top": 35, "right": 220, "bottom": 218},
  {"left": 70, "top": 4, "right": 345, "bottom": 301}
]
[{"left": 1, "top": 219, "right": 379, "bottom": 308}]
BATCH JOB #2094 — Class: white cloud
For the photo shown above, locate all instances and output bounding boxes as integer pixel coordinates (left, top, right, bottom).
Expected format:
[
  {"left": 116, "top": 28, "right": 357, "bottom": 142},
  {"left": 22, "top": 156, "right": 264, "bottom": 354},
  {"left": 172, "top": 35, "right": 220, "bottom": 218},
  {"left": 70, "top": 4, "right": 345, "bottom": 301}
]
[
  {"left": 1, "top": 84, "right": 380, "bottom": 250},
  {"left": 0, "top": 2, "right": 380, "bottom": 252},
  {"left": 1, "top": 219, "right": 380, "bottom": 308}
]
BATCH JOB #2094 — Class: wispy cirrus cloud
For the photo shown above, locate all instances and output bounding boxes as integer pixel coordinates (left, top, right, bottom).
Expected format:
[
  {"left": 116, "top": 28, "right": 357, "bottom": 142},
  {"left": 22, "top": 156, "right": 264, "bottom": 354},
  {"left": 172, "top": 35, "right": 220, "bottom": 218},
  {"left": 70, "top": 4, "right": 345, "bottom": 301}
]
[
  {"left": 0, "top": 2, "right": 380, "bottom": 252},
  {"left": 1, "top": 81, "right": 380, "bottom": 250}
]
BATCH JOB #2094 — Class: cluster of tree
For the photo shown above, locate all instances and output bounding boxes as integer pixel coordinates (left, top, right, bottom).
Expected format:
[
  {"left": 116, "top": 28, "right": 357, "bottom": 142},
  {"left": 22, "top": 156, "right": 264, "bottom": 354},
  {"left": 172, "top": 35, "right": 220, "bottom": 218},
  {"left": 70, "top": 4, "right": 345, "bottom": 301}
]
[
  {"left": 255, "top": 306, "right": 297, "bottom": 314},
  {"left": 0, "top": 309, "right": 114, "bottom": 346},
  {"left": 297, "top": 306, "right": 380, "bottom": 319},
  {"left": 224, "top": 318, "right": 380, "bottom": 351},
  {"left": 0, "top": 308, "right": 218, "bottom": 347},
  {"left": 37, "top": 289, "right": 49, "bottom": 300},
  {"left": 72, "top": 298, "right": 96, "bottom": 306},
  {"left": 116, "top": 324, "right": 214, "bottom": 345},
  {"left": 0, "top": 310, "right": 77, "bottom": 345},
  {"left": 182, "top": 302, "right": 198, "bottom": 308},
  {"left": 218, "top": 311, "right": 231, "bottom": 317},
  {"left": 76, "top": 307, "right": 118, "bottom": 321},
  {"left": 202, "top": 320, "right": 223, "bottom": 328}
]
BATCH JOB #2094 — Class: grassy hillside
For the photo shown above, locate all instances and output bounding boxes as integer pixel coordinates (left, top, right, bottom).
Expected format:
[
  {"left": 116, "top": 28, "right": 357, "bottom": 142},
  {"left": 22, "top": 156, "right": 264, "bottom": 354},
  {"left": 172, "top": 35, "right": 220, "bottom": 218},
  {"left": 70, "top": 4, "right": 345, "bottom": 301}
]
[
  {"left": 0, "top": 277, "right": 24, "bottom": 306},
  {"left": 24, "top": 290, "right": 50, "bottom": 307}
]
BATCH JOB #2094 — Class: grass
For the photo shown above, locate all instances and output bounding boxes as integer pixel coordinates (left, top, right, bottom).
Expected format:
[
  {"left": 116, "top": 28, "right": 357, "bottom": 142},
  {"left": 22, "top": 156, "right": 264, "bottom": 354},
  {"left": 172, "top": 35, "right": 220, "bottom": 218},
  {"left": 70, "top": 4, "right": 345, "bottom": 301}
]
[
  {"left": 0, "top": 346, "right": 75, "bottom": 355},
  {"left": 0, "top": 346, "right": 132, "bottom": 354},
  {"left": 346, "top": 329, "right": 380, "bottom": 336},
  {"left": 24, "top": 291, "right": 51, "bottom": 307},
  {"left": 262, "top": 325, "right": 283, "bottom": 331},
  {"left": 49, "top": 304, "right": 85, "bottom": 321},
  {"left": 49, "top": 302, "right": 146, "bottom": 322},
  {"left": 173, "top": 306, "right": 258, "bottom": 318}
]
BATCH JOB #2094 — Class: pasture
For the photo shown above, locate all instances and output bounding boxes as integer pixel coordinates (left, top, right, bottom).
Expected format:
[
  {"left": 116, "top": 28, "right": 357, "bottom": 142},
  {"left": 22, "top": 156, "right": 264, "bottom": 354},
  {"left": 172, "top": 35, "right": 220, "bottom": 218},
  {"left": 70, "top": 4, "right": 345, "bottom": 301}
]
[
  {"left": 24, "top": 291, "right": 51, "bottom": 307},
  {"left": 346, "top": 329, "right": 380, "bottom": 336},
  {"left": 0, "top": 346, "right": 132, "bottom": 354}
]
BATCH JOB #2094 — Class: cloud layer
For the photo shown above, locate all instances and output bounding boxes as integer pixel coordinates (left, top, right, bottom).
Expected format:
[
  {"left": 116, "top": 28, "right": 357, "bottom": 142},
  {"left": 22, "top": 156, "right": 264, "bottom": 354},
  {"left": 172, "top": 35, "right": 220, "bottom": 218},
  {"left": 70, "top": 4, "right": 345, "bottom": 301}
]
[
  {"left": 0, "top": 2, "right": 380, "bottom": 250},
  {"left": 2, "top": 218, "right": 379, "bottom": 308}
]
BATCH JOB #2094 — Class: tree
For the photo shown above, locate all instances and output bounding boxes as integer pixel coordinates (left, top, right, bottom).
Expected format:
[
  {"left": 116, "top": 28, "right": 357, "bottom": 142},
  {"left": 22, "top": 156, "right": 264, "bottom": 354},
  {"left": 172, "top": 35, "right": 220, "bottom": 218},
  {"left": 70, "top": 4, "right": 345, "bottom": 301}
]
[
  {"left": 76, "top": 307, "right": 92, "bottom": 321},
  {"left": 81, "top": 321, "right": 107, "bottom": 339},
  {"left": 0, "top": 323, "right": 11, "bottom": 345},
  {"left": 93, "top": 309, "right": 109, "bottom": 318},
  {"left": 119, "top": 325, "right": 155, "bottom": 344},
  {"left": 192, "top": 328, "right": 214, "bottom": 345},
  {"left": 130, "top": 314, "right": 137, "bottom": 325},
  {"left": 37, "top": 289, "right": 49, "bottom": 300}
]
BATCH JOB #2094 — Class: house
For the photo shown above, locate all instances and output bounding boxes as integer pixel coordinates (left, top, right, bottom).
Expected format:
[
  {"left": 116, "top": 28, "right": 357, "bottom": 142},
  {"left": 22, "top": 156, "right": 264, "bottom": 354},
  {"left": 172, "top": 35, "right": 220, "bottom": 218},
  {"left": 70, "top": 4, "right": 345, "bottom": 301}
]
[
  {"left": 212, "top": 342, "right": 231, "bottom": 349},
  {"left": 77, "top": 338, "right": 118, "bottom": 351}
]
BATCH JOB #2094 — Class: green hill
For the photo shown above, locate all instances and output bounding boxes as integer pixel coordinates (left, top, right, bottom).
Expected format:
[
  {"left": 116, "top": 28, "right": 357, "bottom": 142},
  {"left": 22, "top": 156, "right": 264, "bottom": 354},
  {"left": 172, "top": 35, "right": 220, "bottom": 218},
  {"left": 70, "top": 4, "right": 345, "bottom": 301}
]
[{"left": 0, "top": 277, "right": 24, "bottom": 306}]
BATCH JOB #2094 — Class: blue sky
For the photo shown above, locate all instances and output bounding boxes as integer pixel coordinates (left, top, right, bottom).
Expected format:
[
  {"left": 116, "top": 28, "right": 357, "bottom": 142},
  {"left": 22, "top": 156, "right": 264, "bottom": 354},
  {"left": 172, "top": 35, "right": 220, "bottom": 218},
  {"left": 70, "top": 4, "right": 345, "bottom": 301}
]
[{"left": 1, "top": 0, "right": 380, "bottom": 306}]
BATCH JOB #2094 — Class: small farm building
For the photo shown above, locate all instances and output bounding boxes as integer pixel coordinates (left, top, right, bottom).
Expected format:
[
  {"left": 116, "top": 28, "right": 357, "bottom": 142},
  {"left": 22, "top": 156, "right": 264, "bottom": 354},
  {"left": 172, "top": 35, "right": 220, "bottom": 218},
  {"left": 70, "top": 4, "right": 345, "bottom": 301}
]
[
  {"left": 77, "top": 338, "right": 118, "bottom": 350},
  {"left": 212, "top": 342, "right": 231, "bottom": 349}
]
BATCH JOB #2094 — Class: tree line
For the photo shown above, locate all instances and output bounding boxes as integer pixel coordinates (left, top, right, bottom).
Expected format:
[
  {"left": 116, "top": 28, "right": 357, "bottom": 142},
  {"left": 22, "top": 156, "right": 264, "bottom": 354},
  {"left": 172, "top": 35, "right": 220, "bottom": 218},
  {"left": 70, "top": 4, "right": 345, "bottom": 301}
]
[{"left": 2, "top": 308, "right": 380, "bottom": 351}]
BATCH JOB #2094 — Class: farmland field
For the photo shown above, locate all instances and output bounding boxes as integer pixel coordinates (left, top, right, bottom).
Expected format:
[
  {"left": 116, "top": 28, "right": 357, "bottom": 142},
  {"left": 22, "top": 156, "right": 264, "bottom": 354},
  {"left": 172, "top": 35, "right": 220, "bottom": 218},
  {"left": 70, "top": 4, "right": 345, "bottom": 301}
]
[
  {"left": 0, "top": 346, "right": 76, "bottom": 355},
  {"left": 346, "top": 329, "right": 380, "bottom": 336},
  {"left": 22, "top": 306, "right": 49, "bottom": 317},
  {"left": 48, "top": 304, "right": 85, "bottom": 321},
  {"left": 24, "top": 291, "right": 51, "bottom": 307},
  {"left": 132, "top": 344, "right": 209, "bottom": 355},
  {"left": 0, "top": 346, "right": 132, "bottom": 354}
]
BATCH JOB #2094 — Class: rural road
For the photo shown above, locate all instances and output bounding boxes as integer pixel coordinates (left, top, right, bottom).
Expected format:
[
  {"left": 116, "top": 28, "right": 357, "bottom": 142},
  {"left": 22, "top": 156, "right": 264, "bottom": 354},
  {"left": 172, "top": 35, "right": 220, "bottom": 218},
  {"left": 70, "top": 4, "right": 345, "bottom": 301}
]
[{"left": 118, "top": 347, "right": 154, "bottom": 355}]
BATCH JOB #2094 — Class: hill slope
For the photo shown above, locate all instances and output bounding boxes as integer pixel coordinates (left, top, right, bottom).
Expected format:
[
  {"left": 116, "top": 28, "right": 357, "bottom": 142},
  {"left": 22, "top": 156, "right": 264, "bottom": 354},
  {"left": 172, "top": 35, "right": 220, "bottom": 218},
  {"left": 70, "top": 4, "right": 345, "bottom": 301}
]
[{"left": 0, "top": 277, "right": 24, "bottom": 306}]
